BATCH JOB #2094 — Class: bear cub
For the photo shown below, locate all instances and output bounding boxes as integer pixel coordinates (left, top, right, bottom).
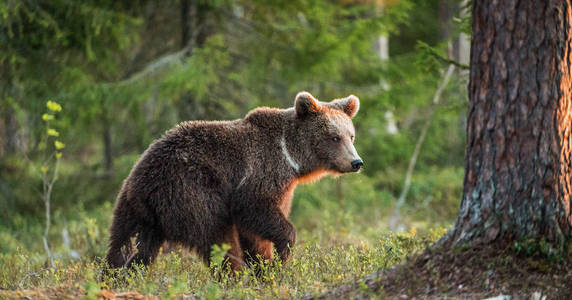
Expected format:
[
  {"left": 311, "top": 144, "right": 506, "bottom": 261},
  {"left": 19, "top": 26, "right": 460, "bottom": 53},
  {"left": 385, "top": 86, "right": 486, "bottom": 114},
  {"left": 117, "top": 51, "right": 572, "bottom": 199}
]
[{"left": 106, "top": 92, "right": 363, "bottom": 270}]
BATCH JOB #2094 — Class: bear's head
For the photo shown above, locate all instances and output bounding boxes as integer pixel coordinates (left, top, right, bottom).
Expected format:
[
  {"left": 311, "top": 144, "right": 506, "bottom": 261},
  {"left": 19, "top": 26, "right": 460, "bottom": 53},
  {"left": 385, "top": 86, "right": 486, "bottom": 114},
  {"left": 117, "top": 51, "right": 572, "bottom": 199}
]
[{"left": 293, "top": 91, "right": 363, "bottom": 174}]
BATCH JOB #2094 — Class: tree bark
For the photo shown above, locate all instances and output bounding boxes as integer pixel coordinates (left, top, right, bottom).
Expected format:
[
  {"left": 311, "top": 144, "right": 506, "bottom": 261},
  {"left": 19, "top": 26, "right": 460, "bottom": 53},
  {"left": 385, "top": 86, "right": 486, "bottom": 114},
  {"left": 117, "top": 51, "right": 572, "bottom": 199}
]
[
  {"left": 452, "top": 0, "right": 471, "bottom": 65},
  {"left": 448, "top": 0, "right": 572, "bottom": 247},
  {"left": 102, "top": 111, "right": 114, "bottom": 175},
  {"left": 181, "top": 0, "right": 193, "bottom": 49}
]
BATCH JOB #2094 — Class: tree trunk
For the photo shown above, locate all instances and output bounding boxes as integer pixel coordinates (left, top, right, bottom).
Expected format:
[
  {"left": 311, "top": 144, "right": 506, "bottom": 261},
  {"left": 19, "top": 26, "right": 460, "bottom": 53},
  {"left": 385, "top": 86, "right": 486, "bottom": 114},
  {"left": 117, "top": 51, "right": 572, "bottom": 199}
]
[
  {"left": 181, "top": 0, "right": 193, "bottom": 49},
  {"left": 452, "top": 0, "right": 470, "bottom": 65},
  {"left": 195, "top": 2, "right": 213, "bottom": 48},
  {"left": 0, "top": 65, "right": 26, "bottom": 157},
  {"left": 102, "top": 113, "right": 114, "bottom": 175},
  {"left": 448, "top": 1, "right": 572, "bottom": 247},
  {"left": 374, "top": 35, "right": 389, "bottom": 61},
  {"left": 178, "top": 0, "right": 215, "bottom": 121},
  {"left": 374, "top": 1, "right": 388, "bottom": 61},
  {"left": 1, "top": 108, "right": 19, "bottom": 156},
  {"left": 439, "top": 0, "right": 452, "bottom": 57}
]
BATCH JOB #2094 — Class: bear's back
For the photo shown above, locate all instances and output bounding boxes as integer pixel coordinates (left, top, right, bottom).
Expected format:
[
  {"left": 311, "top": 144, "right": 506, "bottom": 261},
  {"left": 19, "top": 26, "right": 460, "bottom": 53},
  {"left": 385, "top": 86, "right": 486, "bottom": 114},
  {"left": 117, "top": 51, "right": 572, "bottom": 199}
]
[{"left": 144, "top": 120, "right": 252, "bottom": 183}]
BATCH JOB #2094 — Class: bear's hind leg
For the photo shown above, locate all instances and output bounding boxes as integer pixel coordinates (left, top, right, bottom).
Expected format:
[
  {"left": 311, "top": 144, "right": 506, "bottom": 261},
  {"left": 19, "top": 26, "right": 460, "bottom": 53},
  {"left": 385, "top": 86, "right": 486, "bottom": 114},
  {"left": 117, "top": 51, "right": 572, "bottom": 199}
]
[
  {"left": 125, "top": 226, "right": 164, "bottom": 268},
  {"left": 106, "top": 220, "right": 163, "bottom": 268},
  {"left": 106, "top": 214, "right": 139, "bottom": 268}
]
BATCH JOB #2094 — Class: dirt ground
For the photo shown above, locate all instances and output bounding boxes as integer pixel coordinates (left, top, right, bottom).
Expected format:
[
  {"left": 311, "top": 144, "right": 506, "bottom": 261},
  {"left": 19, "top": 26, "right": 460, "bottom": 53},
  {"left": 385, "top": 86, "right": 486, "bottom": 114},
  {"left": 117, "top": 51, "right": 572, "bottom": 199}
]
[{"left": 307, "top": 246, "right": 572, "bottom": 299}]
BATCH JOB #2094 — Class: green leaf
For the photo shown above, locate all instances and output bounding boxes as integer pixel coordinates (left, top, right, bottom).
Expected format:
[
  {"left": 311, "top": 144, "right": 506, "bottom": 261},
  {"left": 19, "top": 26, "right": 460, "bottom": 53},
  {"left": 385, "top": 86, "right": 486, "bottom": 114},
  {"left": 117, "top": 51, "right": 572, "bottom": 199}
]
[
  {"left": 46, "top": 101, "right": 62, "bottom": 112},
  {"left": 42, "top": 114, "right": 54, "bottom": 121},
  {"left": 47, "top": 129, "right": 59, "bottom": 137},
  {"left": 54, "top": 140, "right": 65, "bottom": 150},
  {"left": 209, "top": 243, "right": 231, "bottom": 268}
]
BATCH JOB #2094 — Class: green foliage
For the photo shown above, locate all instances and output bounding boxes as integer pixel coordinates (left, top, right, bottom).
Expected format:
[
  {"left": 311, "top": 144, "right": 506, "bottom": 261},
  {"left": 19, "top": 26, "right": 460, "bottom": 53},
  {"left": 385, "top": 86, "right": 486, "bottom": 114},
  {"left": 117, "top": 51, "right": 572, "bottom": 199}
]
[
  {"left": 513, "top": 237, "right": 565, "bottom": 261},
  {"left": 0, "top": 210, "right": 446, "bottom": 298},
  {"left": 0, "top": 0, "right": 472, "bottom": 296},
  {"left": 1, "top": 0, "right": 468, "bottom": 227},
  {"left": 454, "top": 0, "right": 472, "bottom": 35},
  {"left": 209, "top": 243, "right": 232, "bottom": 269}
]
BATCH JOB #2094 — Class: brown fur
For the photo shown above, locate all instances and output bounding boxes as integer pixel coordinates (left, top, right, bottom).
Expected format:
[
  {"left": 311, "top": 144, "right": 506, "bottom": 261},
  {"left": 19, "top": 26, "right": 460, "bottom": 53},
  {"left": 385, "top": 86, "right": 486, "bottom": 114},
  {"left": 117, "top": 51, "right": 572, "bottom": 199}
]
[{"left": 105, "top": 92, "right": 362, "bottom": 270}]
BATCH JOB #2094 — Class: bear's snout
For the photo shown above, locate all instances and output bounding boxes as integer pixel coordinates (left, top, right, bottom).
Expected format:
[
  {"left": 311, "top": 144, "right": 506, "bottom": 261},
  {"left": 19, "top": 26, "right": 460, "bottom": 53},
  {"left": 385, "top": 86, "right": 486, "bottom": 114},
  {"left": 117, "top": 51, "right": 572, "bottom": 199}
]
[{"left": 351, "top": 159, "right": 363, "bottom": 172}]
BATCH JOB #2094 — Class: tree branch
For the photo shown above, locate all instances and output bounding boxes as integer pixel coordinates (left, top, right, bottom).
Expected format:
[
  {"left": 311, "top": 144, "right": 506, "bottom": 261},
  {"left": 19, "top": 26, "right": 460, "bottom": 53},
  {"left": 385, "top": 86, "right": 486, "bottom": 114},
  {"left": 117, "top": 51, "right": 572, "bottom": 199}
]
[{"left": 105, "top": 46, "right": 191, "bottom": 87}]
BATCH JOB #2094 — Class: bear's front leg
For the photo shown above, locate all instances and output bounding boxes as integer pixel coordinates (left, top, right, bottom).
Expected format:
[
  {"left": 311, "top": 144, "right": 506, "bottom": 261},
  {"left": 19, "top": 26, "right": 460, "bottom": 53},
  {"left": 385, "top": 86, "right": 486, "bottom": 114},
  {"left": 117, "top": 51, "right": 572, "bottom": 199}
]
[
  {"left": 239, "top": 231, "right": 274, "bottom": 263},
  {"left": 233, "top": 201, "right": 296, "bottom": 263},
  {"left": 222, "top": 225, "right": 244, "bottom": 271}
]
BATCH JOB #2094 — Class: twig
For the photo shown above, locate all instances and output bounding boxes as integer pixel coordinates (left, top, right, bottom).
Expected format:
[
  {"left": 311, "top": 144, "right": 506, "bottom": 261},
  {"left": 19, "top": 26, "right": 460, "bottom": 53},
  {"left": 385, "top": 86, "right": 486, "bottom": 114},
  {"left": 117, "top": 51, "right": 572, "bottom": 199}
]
[
  {"left": 434, "top": 54, "right": 469, "bottom": 70},
  {"left": 418, "top": 41, "right": 469, "bottom": 70},
  {"left": 18, "top": 268, "right": 49, "bottom": 288},
  {"left": 389, "top": 64, "right": 455, "bottom": 230},
  {"left": 121, "top": 236, "right": 140, "bottom": 268}
]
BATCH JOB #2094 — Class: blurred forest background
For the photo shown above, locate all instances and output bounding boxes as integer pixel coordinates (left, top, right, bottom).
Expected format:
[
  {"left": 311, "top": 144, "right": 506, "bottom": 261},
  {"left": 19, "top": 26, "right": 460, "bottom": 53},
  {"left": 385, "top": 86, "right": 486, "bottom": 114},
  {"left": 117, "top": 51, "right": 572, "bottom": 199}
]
[{"left": 1, "top": 0, "right": 470, "bottom": 261}]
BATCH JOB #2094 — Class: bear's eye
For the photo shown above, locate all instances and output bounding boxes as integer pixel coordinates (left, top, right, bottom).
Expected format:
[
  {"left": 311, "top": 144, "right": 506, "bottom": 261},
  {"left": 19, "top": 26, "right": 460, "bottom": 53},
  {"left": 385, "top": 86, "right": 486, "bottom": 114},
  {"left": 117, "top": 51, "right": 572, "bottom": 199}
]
[{"left": 332, "top": 137, "right": 340, "bottom": 143}]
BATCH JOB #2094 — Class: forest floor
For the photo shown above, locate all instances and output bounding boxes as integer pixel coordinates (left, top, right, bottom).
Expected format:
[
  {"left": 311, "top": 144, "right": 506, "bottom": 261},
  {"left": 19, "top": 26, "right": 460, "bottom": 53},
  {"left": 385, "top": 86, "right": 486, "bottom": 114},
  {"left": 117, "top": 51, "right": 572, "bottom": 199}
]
[
  {"left": 313, "top": 245, "right": 572, "bottom": 299},
  {"left": 2, "top": 197, "right": 569, "bottom": 300},
  {"left": 2, "top": 245, "right": 570, "bottom": 299},
  {"left": 0, "top": 226, "right": 441, "bottom": 299}
]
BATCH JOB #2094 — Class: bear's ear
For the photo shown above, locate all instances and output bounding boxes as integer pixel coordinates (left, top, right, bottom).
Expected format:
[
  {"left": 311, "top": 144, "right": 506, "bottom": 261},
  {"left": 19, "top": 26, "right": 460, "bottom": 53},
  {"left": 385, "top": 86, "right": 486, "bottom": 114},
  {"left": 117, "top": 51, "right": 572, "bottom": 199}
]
[
  {"left": 295, "top": 91, "right": 320, "bottom": 118},
  {"left": 329, "top": 95, "right": 360, "bottom": 118}
]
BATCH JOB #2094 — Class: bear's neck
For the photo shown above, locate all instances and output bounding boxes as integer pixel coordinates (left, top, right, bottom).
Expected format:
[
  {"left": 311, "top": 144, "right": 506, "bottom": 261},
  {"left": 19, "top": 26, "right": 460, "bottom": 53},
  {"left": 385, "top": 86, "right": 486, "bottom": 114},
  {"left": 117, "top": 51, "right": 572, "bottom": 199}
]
[
  {"left": 246, "top": 107, "right": 323, "bottom": 179},
  {"left": 280, "top": 133, "right": 335, "bottom": 186},
  {"left": 280, "top": 124, "right": 322, "bottom": 178},
  {"left": 280, "top": 134, "right": 301, "bottom": 173}
]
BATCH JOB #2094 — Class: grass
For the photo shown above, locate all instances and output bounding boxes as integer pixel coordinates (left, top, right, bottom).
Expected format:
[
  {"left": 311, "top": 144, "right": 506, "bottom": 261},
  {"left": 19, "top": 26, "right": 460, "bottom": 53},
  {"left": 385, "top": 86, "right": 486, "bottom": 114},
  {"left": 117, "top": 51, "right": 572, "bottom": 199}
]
[
  {"left": 0, "top": 208, "right": 448, "bottom": 299},
  {"left": 0, "top": 157, "right": 461, "bottom": 299}
]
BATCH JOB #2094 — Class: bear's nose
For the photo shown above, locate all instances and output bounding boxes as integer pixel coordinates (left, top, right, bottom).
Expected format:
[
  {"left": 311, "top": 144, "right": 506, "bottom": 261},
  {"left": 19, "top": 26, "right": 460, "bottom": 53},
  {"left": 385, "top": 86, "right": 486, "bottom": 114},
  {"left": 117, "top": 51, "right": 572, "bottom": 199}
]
[{"left": 351, "top": 159, "right": 363, "bottom": 171}]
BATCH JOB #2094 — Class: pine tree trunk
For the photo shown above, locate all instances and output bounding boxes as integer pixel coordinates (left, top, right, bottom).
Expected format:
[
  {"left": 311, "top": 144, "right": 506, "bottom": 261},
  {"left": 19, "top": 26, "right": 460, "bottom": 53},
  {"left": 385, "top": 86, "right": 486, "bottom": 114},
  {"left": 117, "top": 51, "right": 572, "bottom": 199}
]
[
  {"left": 448, "top": 1, "right": 572, "bottom": 247},
  {"left": 102, "top": 112, "right": 114, "bottom": 175}
]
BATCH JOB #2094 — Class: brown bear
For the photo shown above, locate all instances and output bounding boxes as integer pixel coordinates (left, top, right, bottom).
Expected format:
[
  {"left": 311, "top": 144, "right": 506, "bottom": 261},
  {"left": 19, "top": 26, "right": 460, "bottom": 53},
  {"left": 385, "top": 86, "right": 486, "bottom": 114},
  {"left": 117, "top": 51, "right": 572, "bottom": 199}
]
[{"left": 105, "top": 91, "right": 363, "bottom": 270}]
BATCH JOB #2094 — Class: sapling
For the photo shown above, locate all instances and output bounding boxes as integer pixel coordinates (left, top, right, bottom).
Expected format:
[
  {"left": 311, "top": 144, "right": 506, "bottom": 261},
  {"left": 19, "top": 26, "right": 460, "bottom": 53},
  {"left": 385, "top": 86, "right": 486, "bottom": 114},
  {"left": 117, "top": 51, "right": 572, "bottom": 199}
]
[{"left": 40, "top": 100, "right": 65, "bottom": 267}]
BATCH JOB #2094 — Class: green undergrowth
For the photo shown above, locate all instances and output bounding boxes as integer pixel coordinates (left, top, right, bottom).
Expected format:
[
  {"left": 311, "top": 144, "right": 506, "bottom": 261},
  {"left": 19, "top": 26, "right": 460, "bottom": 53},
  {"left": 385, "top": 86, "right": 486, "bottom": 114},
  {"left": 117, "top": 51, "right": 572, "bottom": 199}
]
[
  {"left": 0, "top": 212, "right": 447, "bottom": 299},
  {"left": 1, "top": 155, "right": 459, "bottom": 298}
]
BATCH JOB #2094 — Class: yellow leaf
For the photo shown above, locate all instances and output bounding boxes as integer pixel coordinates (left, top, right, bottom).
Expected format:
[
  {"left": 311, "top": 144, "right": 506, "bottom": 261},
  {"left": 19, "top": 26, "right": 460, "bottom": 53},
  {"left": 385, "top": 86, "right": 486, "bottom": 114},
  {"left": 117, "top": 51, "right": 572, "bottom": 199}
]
[
  {"left": 56, "top": 152, "right": 62, "bottom": 159},
  {"left": 409, "top": 227, "right": 417, "bottom": 237},
  {"left": 54, "top": 140, "right": 65, "bottom": 150},
  {"left": 42, "top": 114, "right": 54, "bottom": 121},
  {"left": 41, "top": 166, "right": 48, "bottom": 174},
  {"left": 47, "top": 129, "right": 59, "bottom": 137},
  {"left": 46, "top": 101, "right": 62, "bottom": 112}
]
